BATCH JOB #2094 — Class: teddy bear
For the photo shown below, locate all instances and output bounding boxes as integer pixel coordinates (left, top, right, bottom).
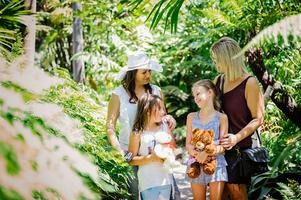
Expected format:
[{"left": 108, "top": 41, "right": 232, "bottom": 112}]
[
  {"left": 153, "top": 131, "right": 180, "bottom": 172},
  {"left": 186, "top": 128, "right": 217, "bottom": 178}
]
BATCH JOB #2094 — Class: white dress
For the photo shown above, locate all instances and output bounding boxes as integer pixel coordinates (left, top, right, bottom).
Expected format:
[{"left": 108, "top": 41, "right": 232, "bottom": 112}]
[
  {"left": 137, "top": 123, "right": 172, "bottom": 192},
  {"left": 112, "top": 84, "right": 161, "bottom": 150}
]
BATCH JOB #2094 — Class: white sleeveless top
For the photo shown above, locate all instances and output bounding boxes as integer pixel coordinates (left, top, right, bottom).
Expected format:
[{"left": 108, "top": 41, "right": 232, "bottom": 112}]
[
  {"left": 112, "top": 84, "right": 161, "bottom": 150},
  {"left": 137, "top": 123, "right": 172, "bottom": 192}
]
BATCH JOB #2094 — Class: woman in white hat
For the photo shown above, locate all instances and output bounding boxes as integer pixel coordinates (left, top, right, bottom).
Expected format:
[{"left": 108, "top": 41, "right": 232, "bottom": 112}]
[{"left": 106, "top": 51, "right": 177, "bottom": 199}]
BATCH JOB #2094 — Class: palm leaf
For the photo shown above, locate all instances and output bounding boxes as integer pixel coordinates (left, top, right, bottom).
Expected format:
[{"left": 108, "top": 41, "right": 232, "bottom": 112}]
[
  {"left": 202, "top": 8, "right": 235, "bottom": 27},
  {"left": 0, "top": 28, "right": 15, "bottom": 55},
  {"left": 271, "top": 133, "right": 301, "bottom": 172},
  {"left": 129, "top": 0, "right": 185, "bottom": 33},
  {"left": 237, "top": 14, "right": 301, "bottom": 57},
  {"left": 162, "top": 85, "right": 189, "bottom": 101},
  {"left": 0, "top": 0, "right": 30, "bottom": 56},
  {"left": 0, "top": 0, "right": 30, "bottom": 25},
  {"left": 0, "top": 0, "right": 11, "bottom": 4}
]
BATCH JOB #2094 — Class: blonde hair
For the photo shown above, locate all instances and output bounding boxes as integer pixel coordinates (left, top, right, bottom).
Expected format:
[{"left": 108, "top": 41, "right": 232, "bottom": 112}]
[
  {"left": 192, "top": 79, "right": 221, "bottom": 111},
  {"left": 210, "top": 37, "right": 247, "bottom": 82}
]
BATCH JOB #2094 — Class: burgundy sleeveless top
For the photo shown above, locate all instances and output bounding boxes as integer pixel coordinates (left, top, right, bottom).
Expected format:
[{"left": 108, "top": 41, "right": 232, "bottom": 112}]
[{"left": 216, "top": 76, "right": 253, "bottom": 149}]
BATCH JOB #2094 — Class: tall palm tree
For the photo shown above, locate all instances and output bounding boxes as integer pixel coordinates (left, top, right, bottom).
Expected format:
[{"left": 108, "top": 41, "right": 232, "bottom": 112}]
[
  {"left": 72, "top": 2, "right": 85, "bottom": 83},
  {"left": 23, "top": 0, "right": 36, "bottom": 66}
]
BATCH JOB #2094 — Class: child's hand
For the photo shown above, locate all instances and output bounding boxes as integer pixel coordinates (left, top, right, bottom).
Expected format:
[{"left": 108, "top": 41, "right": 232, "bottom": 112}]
[
  {"left": 195, "top": 151, "right": 209, "bottom": 164},
  {"left": 187, "top": 145, "right": 198, "bottom": 157}
]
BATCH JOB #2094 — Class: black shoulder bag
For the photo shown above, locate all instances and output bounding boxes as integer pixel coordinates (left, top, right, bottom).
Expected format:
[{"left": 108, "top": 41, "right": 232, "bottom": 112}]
[{"left": 219, "top": 75, "right": 269, "bottom": 179}]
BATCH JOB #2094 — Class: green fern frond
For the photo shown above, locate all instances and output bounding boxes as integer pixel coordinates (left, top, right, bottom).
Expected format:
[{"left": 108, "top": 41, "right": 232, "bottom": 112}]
[
  {"left": 224, "top": 0, "right": 244, "bottom": 18},
  {"left": 238, "top": 14, "right": 301, "bottom": 57},
  {"left": 202, "top": 8, "right": 235, "bottom": 27}
]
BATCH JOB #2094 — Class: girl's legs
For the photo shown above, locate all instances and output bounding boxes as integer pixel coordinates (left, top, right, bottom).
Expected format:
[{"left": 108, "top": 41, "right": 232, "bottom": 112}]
[
  {"left": 225, "top": 183, "right": 248, "bottom": 200},
  {"left": 209, "top": 181, "right": 225, "bottom": 200},
  {"left": 191, "top": 183, "right": 206, "bottom": 200}
]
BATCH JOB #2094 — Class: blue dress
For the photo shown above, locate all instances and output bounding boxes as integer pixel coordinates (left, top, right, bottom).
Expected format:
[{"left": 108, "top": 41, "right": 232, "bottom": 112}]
[{"left": 187, "top": 111, "right": 228, "bottom": 185}]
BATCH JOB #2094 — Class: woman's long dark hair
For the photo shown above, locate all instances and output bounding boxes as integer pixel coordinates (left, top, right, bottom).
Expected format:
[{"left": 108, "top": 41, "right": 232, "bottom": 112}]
[
  {"left": 121, "top": 70, "right": 153, "bottom": 103},
  {"left": 132, "top": 94, "right": 162, "bottom": 132}
]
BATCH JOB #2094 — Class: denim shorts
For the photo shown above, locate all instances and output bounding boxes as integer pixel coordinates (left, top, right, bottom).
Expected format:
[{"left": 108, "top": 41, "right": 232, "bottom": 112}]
[
  {"left": 141, "top": 184, "right": 172, "bottom": 200},
  {"left": 187, "top": 166, "right": 228, "bottom": 185}
]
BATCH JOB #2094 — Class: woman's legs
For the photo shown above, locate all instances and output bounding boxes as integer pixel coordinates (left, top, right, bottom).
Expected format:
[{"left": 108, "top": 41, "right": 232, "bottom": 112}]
[
  {"left": 209, "top": 181, "right": 225, "bottom": 200},
  {"left": 129, "top": 166, "right": 139, "bottom": 200},
  {"left": 191, "top": 183, "right": 206, "bottom": 200},
  {"left": 225, "top": 183, "right": 248, "bottom": 200}
]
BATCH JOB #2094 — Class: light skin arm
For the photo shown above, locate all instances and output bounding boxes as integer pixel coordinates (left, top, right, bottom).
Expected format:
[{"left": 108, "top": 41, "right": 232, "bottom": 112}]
[
  {"left": 167, "top": 123, "right": 176, "bottom": 149},
  {"left": 128, "top": 132, "right": 163, "bottom": 166},
  {"left": 160, "top": 90, "right": 177, "bottom": 131},
  {"left": 106, "top": 93, "right": 123, "bottom": 154},
  {"left": 185, "top": 113, "right": 196, "bottom": 156},
  {"left": 220, "top": 77, "right": 264, "bottom": 149},
  {"left": 214, "top": 113, "right": 228, "bottom": 154}
]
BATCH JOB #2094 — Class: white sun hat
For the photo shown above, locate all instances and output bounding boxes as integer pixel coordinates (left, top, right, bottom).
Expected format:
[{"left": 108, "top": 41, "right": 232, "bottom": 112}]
[{"left": 118, "top": 51, "right": 163, "bottom": 80}]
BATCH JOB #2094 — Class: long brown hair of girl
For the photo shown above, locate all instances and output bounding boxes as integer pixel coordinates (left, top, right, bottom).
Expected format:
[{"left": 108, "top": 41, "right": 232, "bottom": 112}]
[
  {"left": 132, "top": 94, "right": 163, "bottom": 133},
  {"left": 192, "top": 79, "right": 221, "bottom": 111},
  {"left": 121, "top": 70, "right": 153, "bottom": 103}
]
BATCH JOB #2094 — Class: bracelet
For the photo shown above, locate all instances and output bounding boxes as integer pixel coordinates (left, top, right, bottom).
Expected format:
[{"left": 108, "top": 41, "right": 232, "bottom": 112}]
[{"left": 123, "top": 151, "right": 133, "bottom": 162}]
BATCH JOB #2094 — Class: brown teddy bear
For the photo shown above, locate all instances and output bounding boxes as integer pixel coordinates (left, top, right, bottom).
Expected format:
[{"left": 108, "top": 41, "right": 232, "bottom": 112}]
[{"left": 187, "top": 128, "right": 217, "bottom": 178}]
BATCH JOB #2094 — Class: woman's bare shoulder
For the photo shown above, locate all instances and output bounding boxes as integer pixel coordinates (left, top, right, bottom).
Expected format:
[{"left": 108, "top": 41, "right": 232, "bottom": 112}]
[{"left": 246, "top": 76, "right": 260, "bottom": 90}]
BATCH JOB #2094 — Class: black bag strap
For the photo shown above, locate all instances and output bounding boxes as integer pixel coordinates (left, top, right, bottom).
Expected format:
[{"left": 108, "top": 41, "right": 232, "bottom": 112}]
[{"left": 254, "top": 130, "right": 262, "bottom": 146}]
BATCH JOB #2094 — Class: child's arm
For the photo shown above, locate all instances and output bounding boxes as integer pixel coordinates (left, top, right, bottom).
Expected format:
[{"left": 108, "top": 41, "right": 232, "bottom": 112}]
[
  {"left": 128, "top": 132, "right": 164, "bottom": 166},
  {"left": 186, "top": 113, "right": 197, "bottom": 156},
  {"left": 161, "top": 90, "right": 176, "bottom": 131},
  {"left": 215, "top": 113, "right": 228, "bottom": 155},
  {"left": 167, "top": 121, "right": 177, "bottom": 149}
]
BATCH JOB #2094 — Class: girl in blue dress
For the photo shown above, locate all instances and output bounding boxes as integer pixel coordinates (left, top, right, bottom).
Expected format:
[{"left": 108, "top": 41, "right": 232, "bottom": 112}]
[{"left": 186, "top": 79, "right": 228, "bottom": 200}]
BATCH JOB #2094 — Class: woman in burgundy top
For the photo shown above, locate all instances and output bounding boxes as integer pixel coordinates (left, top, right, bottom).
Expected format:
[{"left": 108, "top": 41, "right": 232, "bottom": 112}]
[{"left": 210, "top": 37, "right": 264, "bottom": 200}]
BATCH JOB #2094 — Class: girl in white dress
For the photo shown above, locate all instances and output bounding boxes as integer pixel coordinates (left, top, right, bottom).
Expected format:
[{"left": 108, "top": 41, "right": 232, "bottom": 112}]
[{"left": 128, "top": 94, "right": 176, "bottom": 200}]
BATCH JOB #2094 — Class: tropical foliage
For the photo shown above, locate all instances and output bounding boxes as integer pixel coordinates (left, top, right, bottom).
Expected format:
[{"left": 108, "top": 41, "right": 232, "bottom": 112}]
[
  {"left": 0, "top": 0, "right": 29, "bottom": 60},
  {"left": 0, "top": 0, "right": 300, "bottom": 199},
  {"left": 129, "top": 0, "right": 301, "bottom": 198},
  {"left": 0, "top": 58, "right": 133, "bottom": 199}
]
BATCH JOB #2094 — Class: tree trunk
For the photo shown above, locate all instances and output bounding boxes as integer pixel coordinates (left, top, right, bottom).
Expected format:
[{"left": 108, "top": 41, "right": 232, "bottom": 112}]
[
  {"left": 245, "top": 48, "right": 301, "bottom": 129},
  {"left": 23, "top": 0, "right": 36, "bottom": 67},
  {"left": 72, "top": 2, "right": 85, "bottom": 83}
]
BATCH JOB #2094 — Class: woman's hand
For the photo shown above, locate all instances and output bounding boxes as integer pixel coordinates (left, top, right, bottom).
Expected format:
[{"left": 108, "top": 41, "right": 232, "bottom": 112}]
[
  {"left": 163, "top": 114, "right": 176, "bottom": 131},
  {"left": 220, "top": 133, "right": 238, "bottom": 150},
  {"left": 149, "top": 152, "right": 165, "bottom": 164}
]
